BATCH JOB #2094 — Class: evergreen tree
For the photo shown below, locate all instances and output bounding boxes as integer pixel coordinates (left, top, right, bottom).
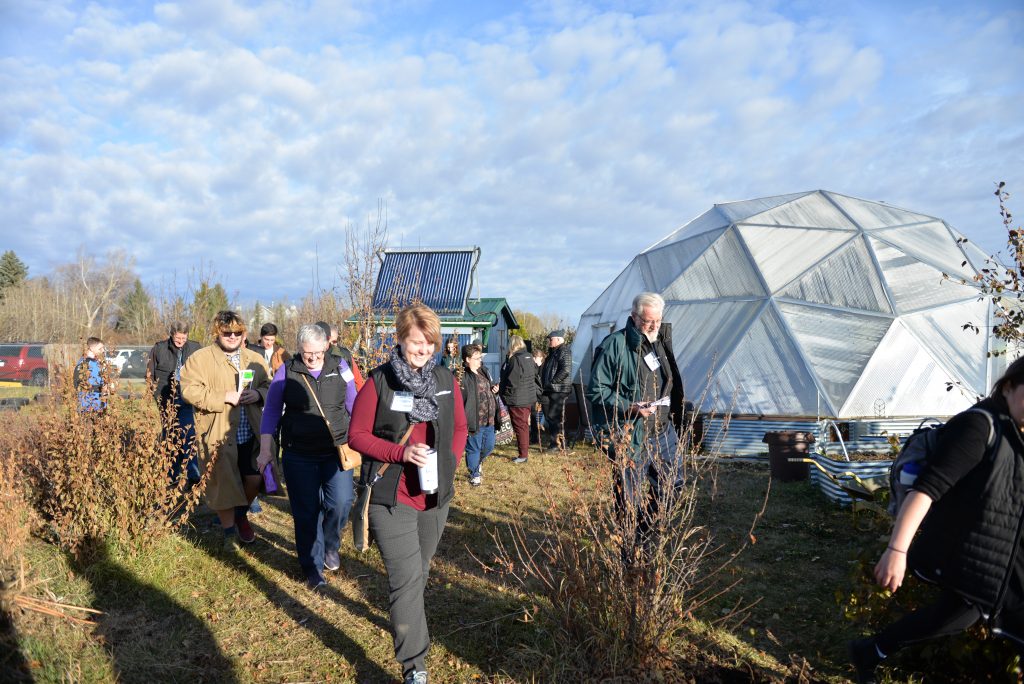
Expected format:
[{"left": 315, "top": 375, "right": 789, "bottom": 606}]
[
  {"left": 0, "top": 250, "right": 28, "bottom": 298},
  {"left": 190, "top": 280, "right": 230, "bottom": 335},
  {"left": 116, "top": 278, "right": 156, "bottom": 341}
]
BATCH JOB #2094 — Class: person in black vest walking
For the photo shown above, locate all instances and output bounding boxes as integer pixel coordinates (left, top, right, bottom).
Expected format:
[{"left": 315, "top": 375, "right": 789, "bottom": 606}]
[
  {"left": 257, "top": 324, "right": 357, "bottom": 590},
  {"left": 147, "top": 321, "right": 202, "bottom": 484},
  {"left": 348, "top": 304, "right": 468, "bottom": 684},
  {"left": 540, "top": 329, "right": 572, "bottom": 451},
  {"left": 851, "top": 356, "right": 1024, "bottom": 683}
]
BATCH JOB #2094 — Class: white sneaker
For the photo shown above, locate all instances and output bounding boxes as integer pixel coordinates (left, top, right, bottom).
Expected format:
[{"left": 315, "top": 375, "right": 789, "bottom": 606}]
[{"left": 470, "top": 475, "right": 482, "bottom": 486}]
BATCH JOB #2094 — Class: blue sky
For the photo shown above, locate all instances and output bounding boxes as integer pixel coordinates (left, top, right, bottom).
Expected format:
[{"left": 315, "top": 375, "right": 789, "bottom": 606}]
[{"left": 1, "top": 0, "right": 1022, "bottom": 321}]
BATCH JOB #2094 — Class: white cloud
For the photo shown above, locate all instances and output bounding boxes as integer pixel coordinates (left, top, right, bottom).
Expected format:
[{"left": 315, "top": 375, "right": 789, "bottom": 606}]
[{"left": 0, "top": 0, "right": 1020, "bottom": 319}]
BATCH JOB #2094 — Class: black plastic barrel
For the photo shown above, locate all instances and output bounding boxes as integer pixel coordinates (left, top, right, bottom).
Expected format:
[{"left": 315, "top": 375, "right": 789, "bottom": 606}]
[{"left": 762, "top": 431, "right": 816, "bottom": 482}]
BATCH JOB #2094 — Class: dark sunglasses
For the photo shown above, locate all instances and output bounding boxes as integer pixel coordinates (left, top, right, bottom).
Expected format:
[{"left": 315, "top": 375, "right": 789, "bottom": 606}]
[{"left": 220, "top": 330, "right": 245, "bottom": 338}]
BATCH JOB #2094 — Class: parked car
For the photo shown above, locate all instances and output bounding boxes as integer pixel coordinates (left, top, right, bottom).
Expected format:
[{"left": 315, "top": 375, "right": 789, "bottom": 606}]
[
  {"left": 119, "top": 349, "right": 149, "bottom": 379},
  {"left": 0, "top": 343, "right": 49, "bottom": 385},
  {"left": 107, "top": 348, "right": 134, "bottom": 371}
]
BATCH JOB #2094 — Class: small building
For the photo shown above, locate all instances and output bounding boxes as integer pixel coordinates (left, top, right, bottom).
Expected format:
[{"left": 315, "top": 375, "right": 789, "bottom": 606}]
[{"left": 350, "top": 247, "right": 519, "bottom": 378}]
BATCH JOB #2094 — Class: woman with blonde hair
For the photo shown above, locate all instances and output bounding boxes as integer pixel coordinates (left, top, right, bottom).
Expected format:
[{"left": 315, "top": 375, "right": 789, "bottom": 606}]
[
  {"left": 499, "top": 335, "right": 541, "bottom": 464},
  {"left": 348, "top": 304, "right": 468, "bottom": 684}
]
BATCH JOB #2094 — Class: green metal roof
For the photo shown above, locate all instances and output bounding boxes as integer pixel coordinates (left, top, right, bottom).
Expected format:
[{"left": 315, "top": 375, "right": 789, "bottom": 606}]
[{"left": 346, "top": 297, "right": 518, "bottom": 329}]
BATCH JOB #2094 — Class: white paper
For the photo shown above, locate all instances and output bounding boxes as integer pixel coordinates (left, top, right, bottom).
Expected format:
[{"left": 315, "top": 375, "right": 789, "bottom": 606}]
[
  {"left": 391, "top": 391, "right": 414, "bottom": 412},
  {"left": 643, "top": 351, "right": 661, "bottom": 371},
  {"left": 341, "top": 368, "right": 354, "bottom": 383}
]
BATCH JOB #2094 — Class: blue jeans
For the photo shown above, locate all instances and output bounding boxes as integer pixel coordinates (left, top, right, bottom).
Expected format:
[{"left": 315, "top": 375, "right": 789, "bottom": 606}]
[
  {"left": 282, "top": 450, "right": 354, "bottom": 575},
  {"left": 167, "top": 401, "right": 200, "bottom": 483},
  {"left": 465, "top": 425, "right": 495, "bottom": 478}
]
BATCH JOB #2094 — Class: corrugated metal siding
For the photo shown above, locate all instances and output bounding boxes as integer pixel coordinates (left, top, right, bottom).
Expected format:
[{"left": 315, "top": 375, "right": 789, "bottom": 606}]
[
  {"left": 372, "top": 251, "right": 474, "bottom": 315},
  {"left": 703, "top": 418, "right": 819, "bottom": 457},
  {"left": 703, "top": 416, "right": 930, "bottom": 458}
]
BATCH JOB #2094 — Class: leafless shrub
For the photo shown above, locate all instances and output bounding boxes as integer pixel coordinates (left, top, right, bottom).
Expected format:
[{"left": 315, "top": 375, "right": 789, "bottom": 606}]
[
  {"left": 491, "top": 393, "right": 761, "bottom": 678},
  {"left": 1, "top": 358, "right": 209, "bottom": 560},
  {"left": 0, "top": 449, "right": 37, "bottom": 580}
]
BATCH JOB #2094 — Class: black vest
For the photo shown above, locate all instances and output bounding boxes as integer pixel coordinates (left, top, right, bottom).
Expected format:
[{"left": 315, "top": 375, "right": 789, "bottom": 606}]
[
  {"left": 912, "top": 404, "right": 1024, "bottom": 615},
  {"left": 280, "top": 355, "right": 350, "bottom": 455},
  {"left": 361, "top": 363, "right": 456, "bottom": 508}
]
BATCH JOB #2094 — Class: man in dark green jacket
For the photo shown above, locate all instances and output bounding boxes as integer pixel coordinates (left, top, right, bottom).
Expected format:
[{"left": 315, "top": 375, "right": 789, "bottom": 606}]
[{"left": 587, "top": 292, "right": 684, "bottom": 555}]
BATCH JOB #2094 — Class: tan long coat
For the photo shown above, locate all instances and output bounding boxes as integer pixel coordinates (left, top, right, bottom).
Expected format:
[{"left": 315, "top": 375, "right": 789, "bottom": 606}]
[{"left": 180, "top": 344, "right": 271, "bottom": 511}]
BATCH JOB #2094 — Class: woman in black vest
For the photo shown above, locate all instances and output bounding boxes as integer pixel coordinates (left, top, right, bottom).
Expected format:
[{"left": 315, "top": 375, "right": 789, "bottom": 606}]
[
  {"left": 348, "top": 304, "right": 468, "bottom": 684},
  {"left": 851, "top": 357, "right": 1024, "bottom": 682},
  {"left": 257, "top": 324, "right": 358, "bottom": 590}
]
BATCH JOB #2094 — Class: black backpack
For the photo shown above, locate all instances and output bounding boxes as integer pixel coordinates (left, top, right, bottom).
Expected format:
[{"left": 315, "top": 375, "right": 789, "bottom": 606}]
[{"left": 888, "top": 408, "right": 998, "bottom": 516}]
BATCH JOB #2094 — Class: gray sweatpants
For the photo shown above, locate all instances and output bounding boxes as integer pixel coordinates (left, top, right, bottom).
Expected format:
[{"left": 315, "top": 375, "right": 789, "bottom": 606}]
[{"left": 369, "top": 501, "right": 450, "bottom": 675}]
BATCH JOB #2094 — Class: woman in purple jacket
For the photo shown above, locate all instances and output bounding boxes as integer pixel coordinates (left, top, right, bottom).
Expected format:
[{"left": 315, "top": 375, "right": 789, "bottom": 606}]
[{"left": 257, "top": 324, "right": 357, "bottom": 590}]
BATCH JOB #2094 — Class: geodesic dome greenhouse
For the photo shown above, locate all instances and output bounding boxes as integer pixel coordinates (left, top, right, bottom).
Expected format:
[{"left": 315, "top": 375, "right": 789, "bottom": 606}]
[{"left": 572, "top": 190, "right": 1009, "bottom": 419}]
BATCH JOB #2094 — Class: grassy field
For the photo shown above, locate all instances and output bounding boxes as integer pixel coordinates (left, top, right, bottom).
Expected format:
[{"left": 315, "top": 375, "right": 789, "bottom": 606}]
[{"left": 2, "top": 442, "right": 946, "bottom": 683}]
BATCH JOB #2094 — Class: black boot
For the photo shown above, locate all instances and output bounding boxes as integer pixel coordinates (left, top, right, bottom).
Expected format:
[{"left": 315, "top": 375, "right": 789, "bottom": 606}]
[{"left": 848, "top": 637, "right": 882, "bottom": 684}]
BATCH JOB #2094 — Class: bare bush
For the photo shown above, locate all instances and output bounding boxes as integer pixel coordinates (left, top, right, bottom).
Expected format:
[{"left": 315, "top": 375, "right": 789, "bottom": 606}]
[
  {"left": 342, "top": 200, "right": 389, "bottom": 371},
  {"left": 1, "top": 361, "right": 208, "bottom": 559},
  {"left": 0, "top": 450, "right": 37, "bottom": 579},
  {"left": 491, "top": 404, "right": 759, "bottom": 679}
]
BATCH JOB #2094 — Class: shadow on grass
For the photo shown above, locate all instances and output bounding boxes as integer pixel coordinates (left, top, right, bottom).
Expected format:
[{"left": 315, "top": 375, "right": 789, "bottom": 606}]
[
  {"left": 72, "top": 542, "right": 239, "bottom": 684},
  {"left": 187, "top": 525, "right": 395, "bottom": 683},
  {"left": 1, "top": 607, "right": 34, "bottom": 682},
  {"left": 259, "top": 487, "right": 553, "bottom": 680}
]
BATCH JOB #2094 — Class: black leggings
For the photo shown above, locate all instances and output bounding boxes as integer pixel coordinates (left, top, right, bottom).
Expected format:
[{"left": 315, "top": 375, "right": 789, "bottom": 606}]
[
  {"left": 876, "top": 589, "right": 1024, "bottom": 658},
  {"left": 875, "top": 589, "right": 982, "bottom": 655}
]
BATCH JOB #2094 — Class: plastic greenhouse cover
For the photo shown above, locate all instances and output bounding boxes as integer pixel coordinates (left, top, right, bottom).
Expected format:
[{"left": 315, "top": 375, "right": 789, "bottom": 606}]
[
  {"left": 776, "top": 237, "right": 891, "bottom": 313},
  {"left": 737, "top": 224, "right": 857, "bottom": 294},
  {"left": 663, "top": 228, "right": 766, "bottom": 300}
]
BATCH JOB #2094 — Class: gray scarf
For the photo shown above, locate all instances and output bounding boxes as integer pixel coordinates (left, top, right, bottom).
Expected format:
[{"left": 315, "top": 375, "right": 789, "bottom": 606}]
[{"left": 390, "top": 345, "right": 439, "bottom": 423}]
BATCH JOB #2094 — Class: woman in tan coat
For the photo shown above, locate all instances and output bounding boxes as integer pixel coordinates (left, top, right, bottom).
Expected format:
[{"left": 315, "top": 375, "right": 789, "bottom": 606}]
[{"left": 181, "top": 311, "right": 271, "bottom": 550}]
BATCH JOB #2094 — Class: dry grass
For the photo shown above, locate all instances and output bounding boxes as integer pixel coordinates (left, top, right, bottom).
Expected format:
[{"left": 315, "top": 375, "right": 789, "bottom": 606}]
[{"left": 3, "top": 440, "right": 956, "bottom": 683}]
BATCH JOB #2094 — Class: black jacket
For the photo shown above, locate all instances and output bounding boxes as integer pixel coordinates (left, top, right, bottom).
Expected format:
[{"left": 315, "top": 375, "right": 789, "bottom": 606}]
[
  {"left": 360, "top": 363, "right": 457, "bottom": 508},
  {"left": 499, "top": 349, "right": 542, "bottom": 408},
  {"left": 279, "top": 354, "right": 350, "bottom": 455},
  {"left": 911, "top": 396, "right": 1024, "bottom": 623},
  {"left": 148, "top": 337, "right": 201, "bottom": 404},
  {"left": 461, "top": 365, "right": 497, "bottom": 435},
  {"left": 541, "top": 344, "right": 573, "bottom": 395}
]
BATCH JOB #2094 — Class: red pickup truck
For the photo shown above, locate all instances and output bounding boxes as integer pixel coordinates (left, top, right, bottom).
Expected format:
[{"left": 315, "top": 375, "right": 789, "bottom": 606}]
[{"left": 0, "top": 343, "right": 49, "bottom": 385}]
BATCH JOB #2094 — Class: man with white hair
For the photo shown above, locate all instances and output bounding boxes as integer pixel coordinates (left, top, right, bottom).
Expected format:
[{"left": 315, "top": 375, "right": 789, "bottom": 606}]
[{"left": 586, "top": 292, "right": 685, "bottom": 561}]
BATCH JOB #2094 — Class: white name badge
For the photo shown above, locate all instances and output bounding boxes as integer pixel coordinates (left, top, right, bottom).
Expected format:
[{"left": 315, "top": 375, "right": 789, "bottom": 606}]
[
  {"left": 340, "top": 368, "right": 354, "bottom": 383},
  {"left": 391, "top": 391, "right": 415, "bottom": 412},
  {"left": 643, "top": 351, "right": 661, "bottom": 371}
]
